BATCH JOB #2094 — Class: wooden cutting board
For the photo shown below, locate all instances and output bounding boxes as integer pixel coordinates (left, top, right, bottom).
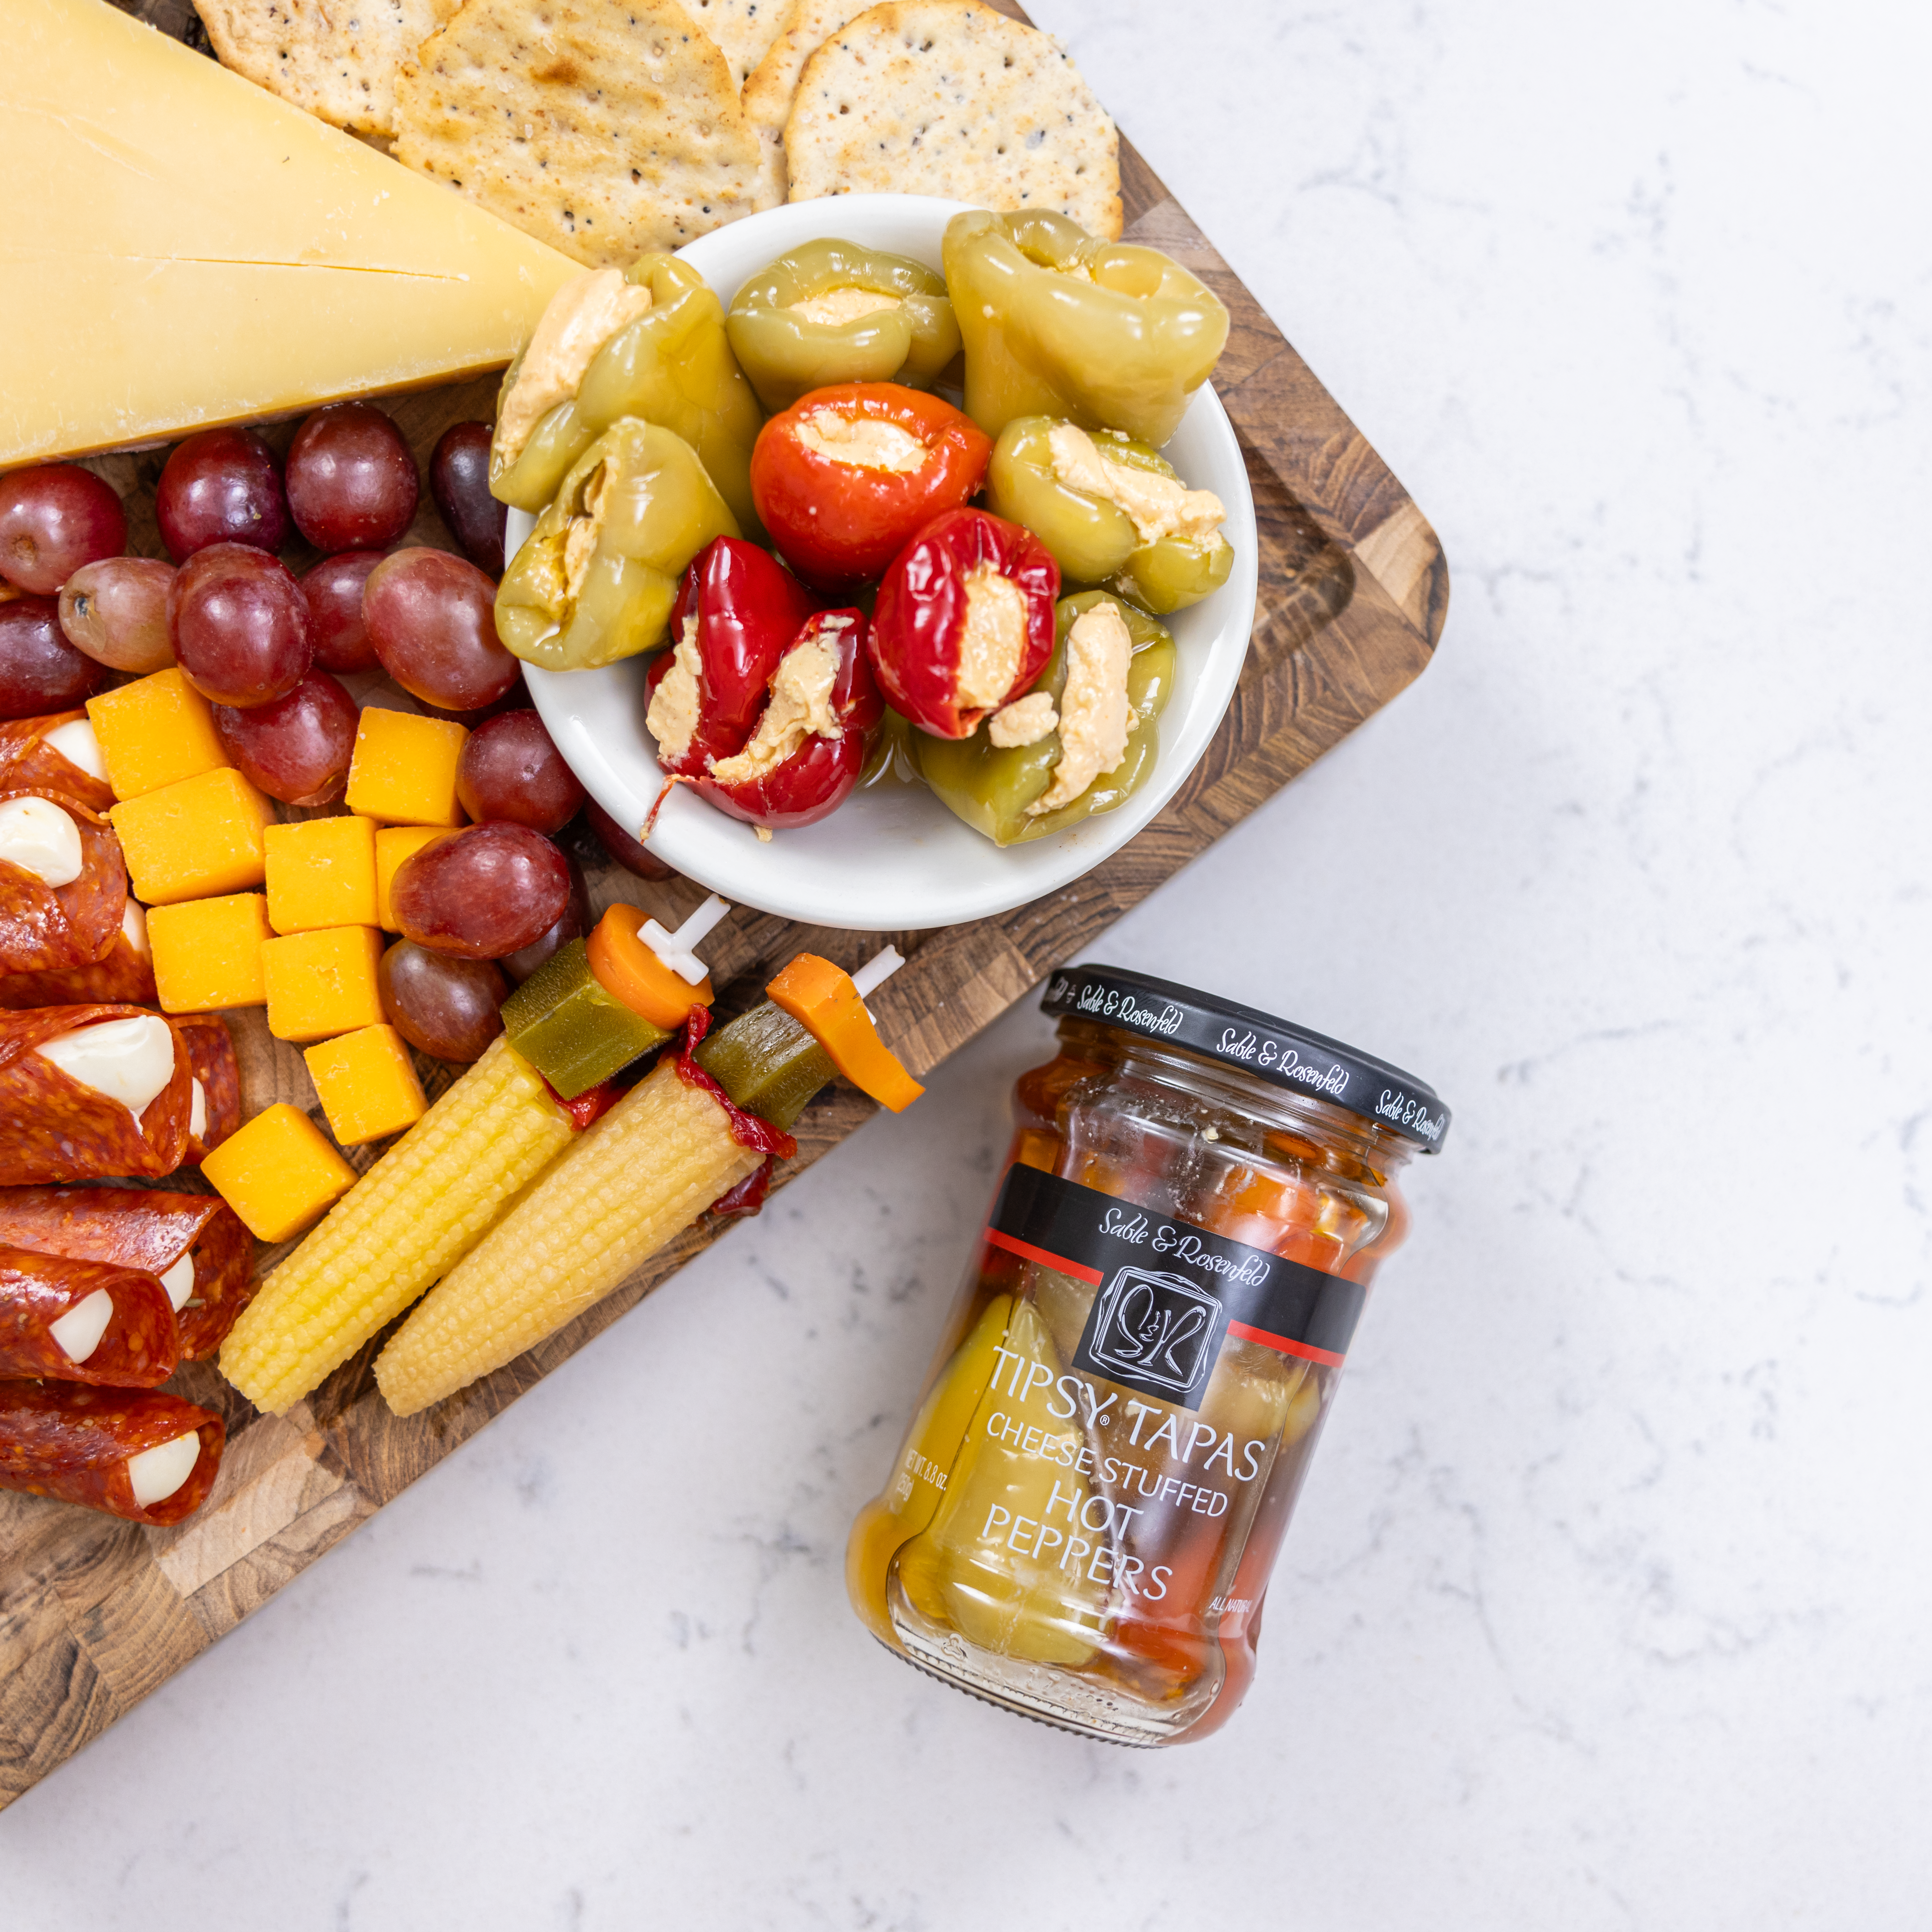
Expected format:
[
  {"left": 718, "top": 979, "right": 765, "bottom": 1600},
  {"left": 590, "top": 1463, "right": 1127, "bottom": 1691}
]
[{"left": 0, "top": 1, "right": 1448, "bottom": 1807}]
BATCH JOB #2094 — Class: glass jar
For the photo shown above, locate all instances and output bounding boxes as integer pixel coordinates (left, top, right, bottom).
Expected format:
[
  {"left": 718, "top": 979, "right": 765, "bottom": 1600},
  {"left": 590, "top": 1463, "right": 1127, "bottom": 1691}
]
[{"left": 847, "top": 963, "right": 1449, "bottom": 1745}]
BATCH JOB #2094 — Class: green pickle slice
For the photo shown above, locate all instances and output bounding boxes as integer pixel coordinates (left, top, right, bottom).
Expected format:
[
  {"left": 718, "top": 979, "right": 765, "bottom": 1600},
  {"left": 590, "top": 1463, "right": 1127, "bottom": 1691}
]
[
  {"left": 501, "top": 939, "right": 669, "bottom": 1100},
  {"left": 694, "top": 1001, "right": 835, "bottom": 1133},
  {"left": 915, "top": 591, "right": 1178, "bottom": 846}
]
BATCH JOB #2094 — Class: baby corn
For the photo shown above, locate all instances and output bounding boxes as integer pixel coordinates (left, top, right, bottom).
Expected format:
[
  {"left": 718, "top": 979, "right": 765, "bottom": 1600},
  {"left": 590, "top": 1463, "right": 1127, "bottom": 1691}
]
[
  {"left": 220, "top": 1039, "right": 575, "bottom": 1414},
  {"left": 375, "top": 1061, "right": 759, "bottom": 1416}
]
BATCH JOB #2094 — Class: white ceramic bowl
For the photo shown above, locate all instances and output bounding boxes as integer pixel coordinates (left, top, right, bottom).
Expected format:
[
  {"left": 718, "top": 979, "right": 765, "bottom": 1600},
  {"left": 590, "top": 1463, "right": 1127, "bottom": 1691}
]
[{"left": 514, "top": 194, "right": 1258, "bottom": 931}]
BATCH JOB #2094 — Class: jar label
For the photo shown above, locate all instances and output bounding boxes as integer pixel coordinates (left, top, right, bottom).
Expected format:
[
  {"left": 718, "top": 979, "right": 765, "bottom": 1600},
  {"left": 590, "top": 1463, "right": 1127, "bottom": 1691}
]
[{"left": 986, "top": 1165, "right": 1367, "bottom": 1413}]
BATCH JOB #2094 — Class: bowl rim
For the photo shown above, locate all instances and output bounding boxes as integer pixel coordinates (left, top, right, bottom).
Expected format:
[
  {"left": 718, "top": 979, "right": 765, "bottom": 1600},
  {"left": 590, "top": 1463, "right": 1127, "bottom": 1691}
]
[{"left": 514, "top": 192, "right": 1258, "bottom": 932}]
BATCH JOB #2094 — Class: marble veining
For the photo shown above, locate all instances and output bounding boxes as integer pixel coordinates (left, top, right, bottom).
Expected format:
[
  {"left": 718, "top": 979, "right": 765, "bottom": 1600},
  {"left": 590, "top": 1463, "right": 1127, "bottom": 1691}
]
[{"left": 5, "top": 0, "right": 1930, "bottom": 1925}]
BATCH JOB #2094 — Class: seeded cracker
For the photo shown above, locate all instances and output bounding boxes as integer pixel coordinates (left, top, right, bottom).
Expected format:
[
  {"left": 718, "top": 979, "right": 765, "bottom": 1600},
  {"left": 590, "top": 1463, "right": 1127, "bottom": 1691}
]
[
  {"left": 393, "top": 0, "right": 761, "bottom": 268},
  {"left": 193, "top": 0, "right": 458, "bottom": 138},
  {"left": 742, "top": 0, "right": 873, "bottom": 211},
  {"left": 682, "top": 0, "right": 800, "bottom": 88},
  {"left": 783, "top": 0, "right": 1122, "bottom": 241}
]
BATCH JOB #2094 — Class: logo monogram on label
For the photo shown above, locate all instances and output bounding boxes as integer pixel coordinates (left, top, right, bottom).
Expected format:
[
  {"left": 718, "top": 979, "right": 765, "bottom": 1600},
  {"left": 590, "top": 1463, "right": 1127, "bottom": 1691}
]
[{"left": 1084, "top": 1267, "right": 1223, "bottom": 1399}]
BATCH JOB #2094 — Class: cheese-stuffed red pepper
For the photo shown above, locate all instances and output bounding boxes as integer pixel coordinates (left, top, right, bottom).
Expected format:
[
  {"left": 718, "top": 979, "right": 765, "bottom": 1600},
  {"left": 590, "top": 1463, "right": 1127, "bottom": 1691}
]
[
  {"left": 0, "top": 1380, "right": 223, "bottom": 1526},
  {"left": 649, "top": 583, "right": 882, "bottom": 831},
  {"left": 750, "top": 383, "right": 990, "bottom": 588},
  {"left": 867, "top": 508, "right": 1059, "bottom": 739},
  {"left": 0, "top": 785, "right": 128, "bottom": 977},
  {"left": 0, "top": 1004, "right": 192, "bottom": 1184}
]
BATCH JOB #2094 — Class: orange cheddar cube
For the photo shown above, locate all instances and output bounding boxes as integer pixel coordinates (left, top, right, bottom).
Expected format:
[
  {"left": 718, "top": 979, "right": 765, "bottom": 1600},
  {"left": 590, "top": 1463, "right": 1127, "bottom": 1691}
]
[
  {"left": 86, "top": 667, "right": 229, "bottom": 801},
  {"left": 201, "top": 1103, "right": 357, "bottom": 1243},
  {"left": 375, "top": 825, "right": 455, "bottom": 930},
  {"left": 265, "top": 814, "right": 379, "bottom": 935},
  {"left": 261, "top": 924, "right": 385, "bottom": 1043},
  {"left": 344, "top": 708, "right": 468, "bottom": 826},
  {"left": 109, "top": 766, "right": 273, "bottom": 906},
  {"left": 303, "top": 1023, "right": 428, "bottom": 1146},
  {"left": 147, "top": 892, "right": 271, "bottom": 1012}
]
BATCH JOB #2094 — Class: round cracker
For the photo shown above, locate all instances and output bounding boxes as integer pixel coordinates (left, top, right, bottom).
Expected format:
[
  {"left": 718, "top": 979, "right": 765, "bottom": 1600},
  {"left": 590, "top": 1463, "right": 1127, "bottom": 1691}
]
[
  {"left": 742, "top": 0, "right": 874, "bottom": 211},
  {"left": 683, "top": 0, "right": 800, "bottom": 88},
  {"left": 783, "top": 0, "right": 1122, "bottom": 241},
  {"left": 394, "top": 0, "right": 762, "bottom": 267}
]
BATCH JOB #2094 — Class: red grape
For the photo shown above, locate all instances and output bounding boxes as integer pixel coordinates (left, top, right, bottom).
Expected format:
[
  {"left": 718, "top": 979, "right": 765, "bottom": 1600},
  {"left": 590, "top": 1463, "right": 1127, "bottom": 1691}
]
[
  {"left": 363, "top": 547, "right": 518, "bottom": 710},
  {"left": 169, "top": 543, "right": 313, "bottom": 708},
  {"left": 0, "top": 466, "right": 127, "bottom": 595},
  {"left": 302, "top": 551, "right": 384, "bottom": 673},
  {"left": 499, "top": 852, "right": 591, "bottom": 983},
  {"left": 59, "top": 557, "right": 176, "bottom": 672},
  {"left": 286, "top": 403, "right": 420, "bottom": 552},
  {"left": 585, "top": 797, "right": 676, "bottom": 881},
  {"left": 391, "top": 822, "right": 571, "bottom": 959},
  {"left": 429, "top": 422, "right": 507, "bottom": 576},
  {"left": 379, "top": 940, "right": 506, "bottom": 1062},
  {"left": 156, "top": 429, "right": 291, "bottom": 561},
  {"left": 212, "top": 671, "right": 358, "bottom": 804},
  {"left": 456, "top": 709, "right": 585, "bottom": 833},
  {"left": 0, "top": 596, "right": 108, "bottom": 717}
]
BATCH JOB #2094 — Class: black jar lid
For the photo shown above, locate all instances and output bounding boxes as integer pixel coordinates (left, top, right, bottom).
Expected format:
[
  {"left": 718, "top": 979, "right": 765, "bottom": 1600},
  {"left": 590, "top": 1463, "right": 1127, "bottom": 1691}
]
[{"left": 1040, "top": 962, "right": 1450, "bottom": 1152}]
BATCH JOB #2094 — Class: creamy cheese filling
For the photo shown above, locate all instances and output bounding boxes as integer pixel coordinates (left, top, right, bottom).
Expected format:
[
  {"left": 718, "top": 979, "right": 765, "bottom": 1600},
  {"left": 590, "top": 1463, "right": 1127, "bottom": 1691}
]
[
  {"left": 789, "top": 286, "right": 903, "bottom": 327},
  {"left": 645, "top": 616, "right": 705, "bottom": 765},
  {"left": 122, "top": 899, "right": 150, "bottom": 957},
  {"left": 0, "top": 795, "right": 84, "bottom": 887},
  {"left": 1029, "top": 600, "right": 1135, "bottom": 816},
  {"left": 955, "top": 566, "right": 1028, "bottom": 711},
  {"left": 706, "top": 621, "right": 847, "bottom": 787},
  {"left": 561, "top": 460, "right": 615, "bottom": 605},
  {"left": 43, "top": 717, "right": 106, "bottom": 780},
  {"left": 987, "top": 690, "right": 1059, "bottom": 748},
  {"left": 497, "top": 269, "right": 653, "bottom": 467},
  {"left": 795, "top": 411, "right": 929, "bottom": 474},
  {"left": 127, "top": 1431, "right": 201, "bottom": 1509},
  {"left": 1048, "top": 424, "right": 1227, "bottom": 547},
  {"left": 160, "top": 1251, "right": 197, "bottom": 1313},
  {"left": 35, "top": 1013, "right": 176, "bottom": 1120},
  {"left": 48, "top": 1287, "right": 114, "bottom": 1365}
]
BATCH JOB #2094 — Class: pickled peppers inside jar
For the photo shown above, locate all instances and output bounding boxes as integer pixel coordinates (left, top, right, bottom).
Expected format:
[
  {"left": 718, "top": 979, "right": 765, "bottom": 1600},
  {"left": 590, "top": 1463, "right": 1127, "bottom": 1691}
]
[
  {"left": 494, "top": 420, "right": 740, "bottom": 672},
  {"left": 985, "top": 416, "right": 1235, "bottom": 616},
  {"left": 725, "top": 239, "right": 963, "bottom": 414},
  {"left": 846, "top": 965, "right": 1449, "bottom": 1746},
  {"left": 914, "top": 591, "right": 1176, "bottom": 846},
  {"left": 942, "top": 209, "right": 1231, "bottom": 446},
  {"left": 490, "top": 254, "right": 765, "bottom": 534}
]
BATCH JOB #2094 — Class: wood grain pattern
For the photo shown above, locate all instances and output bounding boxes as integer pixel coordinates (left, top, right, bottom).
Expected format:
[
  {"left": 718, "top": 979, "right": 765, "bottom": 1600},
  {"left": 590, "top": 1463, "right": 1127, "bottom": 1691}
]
[{"left": 0, "top": 6, "right": 1448, "bottom": 1807}]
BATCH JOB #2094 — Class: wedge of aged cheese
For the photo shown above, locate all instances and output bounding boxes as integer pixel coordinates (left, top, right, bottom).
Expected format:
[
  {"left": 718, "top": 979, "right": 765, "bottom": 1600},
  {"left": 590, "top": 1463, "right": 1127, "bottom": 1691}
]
[{"left": 1, "top": 0, "right": 582, "bottom": 465}]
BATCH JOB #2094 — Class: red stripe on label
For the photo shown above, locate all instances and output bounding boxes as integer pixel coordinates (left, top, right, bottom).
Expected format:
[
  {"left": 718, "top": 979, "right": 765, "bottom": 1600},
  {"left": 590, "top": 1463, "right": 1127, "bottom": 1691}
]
[
  {"left": 1226, "top": 1320, "right": 1346, "bottom": 1368},
  {"left": 984, "top": 1226, "right": 1105, "bottom": 1286}
]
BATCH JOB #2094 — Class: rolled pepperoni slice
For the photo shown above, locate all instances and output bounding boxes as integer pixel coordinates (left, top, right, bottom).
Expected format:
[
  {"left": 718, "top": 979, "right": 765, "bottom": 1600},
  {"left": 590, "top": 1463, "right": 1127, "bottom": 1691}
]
[
  {"left": 0, "top": 907, "right": 156, "bottom": 1011},
  {"left": 0, "top": 1380, "right": 223, "bottom": 1525},
  {"left": 173, "top": 1013, "right": 241, "bottom": 1166},
  {"left": 0, "top": 1243, "right": 179, "bottom": 1387},
  {"left": 0, "top": 712, "right": 115, "bottom": 814},
  {"left": 0, "top": 1184, "right": 256, "bottom": 1361},
  {"left": 0, "top": 1004, "right": 192, "bottom": 1184},
  {"left": 0, "top": 787, "right": 128, "bottom": 975}
]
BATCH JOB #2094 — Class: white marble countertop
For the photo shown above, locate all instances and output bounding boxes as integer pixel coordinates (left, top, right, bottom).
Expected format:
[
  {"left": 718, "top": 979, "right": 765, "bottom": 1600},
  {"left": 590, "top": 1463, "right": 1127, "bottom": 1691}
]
[{"left": 8, "top": 0, "right": 1930, "bottom": 1923}]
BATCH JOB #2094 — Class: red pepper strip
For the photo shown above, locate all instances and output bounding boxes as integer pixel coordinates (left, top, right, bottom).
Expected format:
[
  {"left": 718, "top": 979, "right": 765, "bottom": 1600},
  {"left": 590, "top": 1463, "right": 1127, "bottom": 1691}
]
[
  {"left": 542, "top": 1075, "right": 624, "bottom": 1132},
  {"left": 751, "top": 382, "right": 991, "bottom": 588},
  {"left": 710, "top": 1159, "right": 776, "bottom": 1219},
  {"left": 868, "top": 507, "right": 1059, "bottom": 739},
  {"left": 671, "top": 1006, "right": 797, "bottom": 1163}
]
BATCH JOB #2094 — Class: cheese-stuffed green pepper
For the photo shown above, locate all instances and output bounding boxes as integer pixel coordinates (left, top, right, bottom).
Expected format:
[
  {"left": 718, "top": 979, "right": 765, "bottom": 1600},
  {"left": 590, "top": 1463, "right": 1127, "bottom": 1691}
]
[
  {"left": 494, "top": 421, "right": 739, "bottom": 672},
  {"left": 914, "top": 591, "right": 1176, "bottom": 846},
  {"left": 985, "top": 416, "right": 1234, "bottom": 614},
  {"left": 942, "top": 211, "right": 1230, "bottom": 446},
  {"left": 490, "top": 257, "right": 764, "bottom": 534},
  {"left": 725, "top": 240, "right": 963, "bottom": 414}
]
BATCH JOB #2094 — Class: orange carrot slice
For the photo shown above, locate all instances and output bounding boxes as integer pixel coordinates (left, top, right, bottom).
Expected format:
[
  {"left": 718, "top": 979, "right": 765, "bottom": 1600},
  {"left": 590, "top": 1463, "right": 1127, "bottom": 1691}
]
[{"left": 586, "top": 905, "right": 714, "bottom": 1030}]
